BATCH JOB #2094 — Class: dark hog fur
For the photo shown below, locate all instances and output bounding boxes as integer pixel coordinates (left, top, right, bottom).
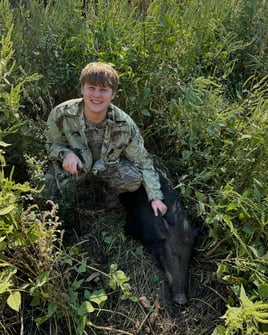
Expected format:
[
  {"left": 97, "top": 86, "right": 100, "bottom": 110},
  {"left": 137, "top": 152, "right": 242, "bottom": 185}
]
[{"left": 119, "top": 157, "right": 199, "bottom": 305}]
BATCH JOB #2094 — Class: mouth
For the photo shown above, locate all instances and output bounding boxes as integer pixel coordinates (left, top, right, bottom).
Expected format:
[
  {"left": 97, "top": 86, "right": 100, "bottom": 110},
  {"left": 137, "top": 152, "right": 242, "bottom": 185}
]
[{"left": 90, "top": 100, "right": 103, "bottom": 104}]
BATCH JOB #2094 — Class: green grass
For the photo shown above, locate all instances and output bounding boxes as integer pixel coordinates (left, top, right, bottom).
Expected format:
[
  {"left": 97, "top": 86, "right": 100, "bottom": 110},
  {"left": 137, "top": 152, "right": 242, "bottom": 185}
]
[{"left": 0, "top": 0, "right": 267, "bottom": 333}]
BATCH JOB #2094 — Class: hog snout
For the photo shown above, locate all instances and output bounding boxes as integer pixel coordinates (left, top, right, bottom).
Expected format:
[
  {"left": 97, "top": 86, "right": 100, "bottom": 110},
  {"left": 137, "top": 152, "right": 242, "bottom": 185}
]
[
  {"left": 172, "top": 293, "right": 188, "bottom": 305},
  {"left": 165, "top": 269, "right": 188, "bottom": 305}
]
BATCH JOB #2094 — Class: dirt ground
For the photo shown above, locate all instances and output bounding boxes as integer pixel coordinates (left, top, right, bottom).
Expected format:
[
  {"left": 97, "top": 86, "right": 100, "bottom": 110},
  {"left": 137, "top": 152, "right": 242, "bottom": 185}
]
[{"left": 64, "top": 204, "right": 228, "bottom": 335}]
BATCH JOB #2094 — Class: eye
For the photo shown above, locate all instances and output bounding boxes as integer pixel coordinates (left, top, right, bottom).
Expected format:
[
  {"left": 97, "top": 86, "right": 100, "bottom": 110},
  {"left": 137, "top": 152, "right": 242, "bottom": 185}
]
[{"left": 85, "top": 85, "right": 94, "bottom": 91}]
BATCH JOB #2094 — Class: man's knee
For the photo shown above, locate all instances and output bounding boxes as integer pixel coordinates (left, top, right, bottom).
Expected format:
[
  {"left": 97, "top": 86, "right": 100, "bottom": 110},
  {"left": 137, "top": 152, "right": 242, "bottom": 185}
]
[{"left": 116, "top": 180, "right": 142, "bottom": 193}]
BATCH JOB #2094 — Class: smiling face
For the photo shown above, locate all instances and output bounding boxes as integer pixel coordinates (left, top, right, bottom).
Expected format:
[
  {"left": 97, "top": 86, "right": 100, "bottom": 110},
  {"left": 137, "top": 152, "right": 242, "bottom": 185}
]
[
  {"left": 80, "top": 62, "right": 119, "bottom": 123},
  {"left": 81, "top": 83, "right": 115, "bottom": 122}
]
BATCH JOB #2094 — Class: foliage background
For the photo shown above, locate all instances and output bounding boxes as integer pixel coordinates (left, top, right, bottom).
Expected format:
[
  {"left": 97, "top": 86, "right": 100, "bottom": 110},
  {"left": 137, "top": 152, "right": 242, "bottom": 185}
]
[{"left": 0, "top": 0, "right": 267, "bottom": 334}]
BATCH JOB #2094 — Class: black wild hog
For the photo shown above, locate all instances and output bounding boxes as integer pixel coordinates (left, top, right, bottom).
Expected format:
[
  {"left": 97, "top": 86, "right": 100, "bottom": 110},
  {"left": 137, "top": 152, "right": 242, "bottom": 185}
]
[{"left": 119, "top": 157, "right": 200, "bottom": 305}]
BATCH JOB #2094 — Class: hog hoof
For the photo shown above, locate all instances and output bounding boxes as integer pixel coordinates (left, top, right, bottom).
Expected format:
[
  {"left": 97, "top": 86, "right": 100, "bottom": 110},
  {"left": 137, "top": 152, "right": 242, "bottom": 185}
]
[{"left": 172, "top": 294, "right": 187, "bottom": 305}]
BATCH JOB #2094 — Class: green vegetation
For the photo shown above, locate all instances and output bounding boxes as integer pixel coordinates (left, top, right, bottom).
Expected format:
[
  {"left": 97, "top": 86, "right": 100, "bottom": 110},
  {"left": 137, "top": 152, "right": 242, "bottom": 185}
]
[{"left": 0, "top": 0, "right": 267, "bottom": 334}]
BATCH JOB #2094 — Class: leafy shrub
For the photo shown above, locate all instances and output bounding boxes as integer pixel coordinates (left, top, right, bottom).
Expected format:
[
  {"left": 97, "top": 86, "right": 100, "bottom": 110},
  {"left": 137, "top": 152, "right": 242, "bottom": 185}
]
[
  {"left": 0, "top": 0, "right": 267, "bottom": 333},
  {"left": 10, "top": 0, "right": 90, "bottom": 111},
  {"left": 213, "top": 286, "right": 268, "bottom": 335},
  {"left": 167, "top": 75, "right": 268, "bottom": 334},
  {"left": 0, "top": 161, "right": 137, "bottom": 334},
  {"left": 0, "top": 26, "right": 138, "bottom": 334},
  {"left": 0, "top": 23, "right": 42, "bottom": 181}
]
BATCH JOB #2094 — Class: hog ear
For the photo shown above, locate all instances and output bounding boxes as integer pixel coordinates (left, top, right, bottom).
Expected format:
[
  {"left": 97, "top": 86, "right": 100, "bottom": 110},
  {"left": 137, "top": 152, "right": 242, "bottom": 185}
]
[
  {"left": 163, "top": 203, "right": 178, "bottom": 227},
  {"left": 157, "top": 208, "right": 162, "bottom": 216},
  {"left": 162, "top": 217, "right": 170, "bottom": 233}
]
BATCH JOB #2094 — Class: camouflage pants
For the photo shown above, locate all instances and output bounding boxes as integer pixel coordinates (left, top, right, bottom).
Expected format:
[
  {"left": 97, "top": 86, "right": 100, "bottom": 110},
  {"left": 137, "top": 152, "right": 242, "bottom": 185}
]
[
  {"left": 44, "top": 158, "right": 143, "bottom": 202},
  {"left": 81, "top": 158, "right": 143, "bottom": 194}
]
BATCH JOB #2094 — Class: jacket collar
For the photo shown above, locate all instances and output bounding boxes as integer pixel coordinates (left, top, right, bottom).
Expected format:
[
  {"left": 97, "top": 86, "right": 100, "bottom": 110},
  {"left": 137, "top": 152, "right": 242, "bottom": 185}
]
[{"left": 65, "top": 99, "right": 118, "bottom": 126}]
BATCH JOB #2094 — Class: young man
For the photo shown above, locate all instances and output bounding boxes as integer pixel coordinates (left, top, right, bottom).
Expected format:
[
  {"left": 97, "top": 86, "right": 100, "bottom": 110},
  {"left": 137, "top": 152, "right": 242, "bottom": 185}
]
[{"left": 45, "top": 62, "right": 167, "bottom": 216}]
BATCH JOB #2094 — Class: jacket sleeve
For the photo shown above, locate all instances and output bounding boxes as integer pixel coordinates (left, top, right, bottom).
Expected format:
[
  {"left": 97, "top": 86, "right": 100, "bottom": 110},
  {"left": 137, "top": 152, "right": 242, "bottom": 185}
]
[
  {"left": 124, "top": 123, "right": 164, "bottom": 202},
  {"left": 45, "top": 107, "right": 73, "bottom": 161}
]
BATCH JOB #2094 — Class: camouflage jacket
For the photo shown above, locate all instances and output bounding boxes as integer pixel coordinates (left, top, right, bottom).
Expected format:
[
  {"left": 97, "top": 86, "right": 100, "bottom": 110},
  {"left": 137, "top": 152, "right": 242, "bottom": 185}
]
[{"left": 45, "top": 98, "right": 163, "bottom": 201}]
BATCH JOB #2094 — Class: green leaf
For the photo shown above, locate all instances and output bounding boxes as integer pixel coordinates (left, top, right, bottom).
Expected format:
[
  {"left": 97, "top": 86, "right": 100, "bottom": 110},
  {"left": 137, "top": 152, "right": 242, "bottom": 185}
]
[
  {"left": 0, "top": 267, "right": 17, "bottom": 293},
  {"left": 240, "top": 134, "right": 252, "bottom": 140},
  {"left": 30, "top": 295, "right": 40, "bottom": 307},
  {"left": 69, "top": 291, "right": 78, "bottom": 305},
  {"left": 258, "top": 283, "right": 268, "bottom": 300},
  {"left": 253, "top": 185, "right": 262, "bottom": 202},
  {"left": 0, "top": 281, "right": 11, "bottom": 294},
  {"left": 0, "top": 204, "right": 16, "bottom": 215},
  {"left": 182, "top": 150, "right": 192, "bottom": 159},
  {"left": 113, "top": 269, "right": 129, "bottom": 284},
  {"left": 77, "top": 260, "right": 87, "bottom": 273},
  {"left": 135, "top": 246, "right": 144, "bottom": 256},
  {"left": 7, "top": 291, "right": 21, "bottom": 312},
  {"left": 89, "top": 289, "right": 107, "bottom": 307},
  {"left": 104, "top": 235, "right": 113, "bottom": 245},
  {"left": 110, "top": 263, "right": 118, "bottom": 273},
  {"left": 151, "top": 274, "right": 160, "bottom": 283},
  {"left": 77, "top": 315, "right": 87, "bottom": 335},
  {"left": 35, "top": 315, "right": 49, "bottom": 327},
  {"left": 84, "top": 289, "right": 91, "bottom": 300},
  {"left": 77, "top": 301, "right": 95, "bottom": 316},
  {"left": 141, "top": 108, "right": 150, "bottom": 116},
  {"left": 195, "top": 191, "right": 207, "bottom": 202},
  {"left": 144, "top": 87, "right": 151, "bottom": 96},
  {"left": 0, "top": 240, "right": 7, "bottom": 252},
  {"left": 242, "top": 224, "right": 253, "bottom": 234},
  {"left": 36, "top": 272, "right": 49, "bottom": 287},
  {"left": 47, "top": 302, "right": 58, "bottom": 317},
  {"left": 240, "top": 285, "right": 253, "bottom": 307},
  {"left": 227, "top": 202, "right": 238, "bottom": 211},
  {"left": 72, "top": 279, "right": 84, "bottom": 290},
  {"left": 211, "top": 325, "right": 227, "bottom": 335},
  {"left": 0, "top": 141, "right": 11, "bottom": 147},
  {"left": 109, "top": 278, "right": 116, "bottom": 290}
]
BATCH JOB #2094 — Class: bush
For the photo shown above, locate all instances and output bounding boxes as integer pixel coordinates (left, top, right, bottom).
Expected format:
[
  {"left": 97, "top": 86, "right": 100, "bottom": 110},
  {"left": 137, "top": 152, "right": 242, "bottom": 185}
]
[
  {"left": 0, "top": 0, "right": 267, "bottom": 333},
  {"left": 0, "top": 25, "right": 138, "bottom": 334}
]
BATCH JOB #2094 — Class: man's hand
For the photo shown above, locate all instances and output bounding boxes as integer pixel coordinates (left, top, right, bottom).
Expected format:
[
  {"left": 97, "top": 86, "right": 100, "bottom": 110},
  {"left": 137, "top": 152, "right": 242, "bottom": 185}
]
[
  {"left": 62, "top": 152, "right": 83, "bottom": 174},
  {"left": 151, "top": 199, "right": 168, "bottom": 217}
]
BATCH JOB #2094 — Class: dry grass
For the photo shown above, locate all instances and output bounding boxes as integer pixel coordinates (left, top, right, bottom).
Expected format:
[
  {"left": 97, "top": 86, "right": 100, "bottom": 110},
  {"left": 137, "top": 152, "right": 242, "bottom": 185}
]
[{"left": 64, "top": 206, "right": 228, "bottom": 335}]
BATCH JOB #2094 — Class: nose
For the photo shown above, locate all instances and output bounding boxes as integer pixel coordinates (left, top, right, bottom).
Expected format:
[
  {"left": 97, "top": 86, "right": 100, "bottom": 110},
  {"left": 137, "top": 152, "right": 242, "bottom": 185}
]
[{"left": 92, "top": 88, "right": 101, "bottom": 97}]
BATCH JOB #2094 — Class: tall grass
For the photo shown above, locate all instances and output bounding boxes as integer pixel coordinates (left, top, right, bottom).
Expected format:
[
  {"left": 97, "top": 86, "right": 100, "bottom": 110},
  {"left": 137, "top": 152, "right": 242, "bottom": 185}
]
[
  {"left": 0, "top": 25, "right": 138, "bottom": 335},
  {"left": 0, "top": 0, "right": 267, "bottom": 333}
]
